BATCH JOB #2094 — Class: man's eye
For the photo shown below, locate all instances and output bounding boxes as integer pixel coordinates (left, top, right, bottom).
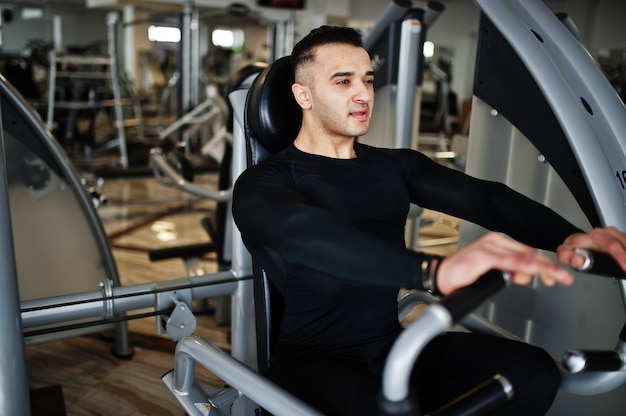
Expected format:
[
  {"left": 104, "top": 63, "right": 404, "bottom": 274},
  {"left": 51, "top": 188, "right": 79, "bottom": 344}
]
[{"left": 337, "top": 79, "right": 349, "bottom": 85}]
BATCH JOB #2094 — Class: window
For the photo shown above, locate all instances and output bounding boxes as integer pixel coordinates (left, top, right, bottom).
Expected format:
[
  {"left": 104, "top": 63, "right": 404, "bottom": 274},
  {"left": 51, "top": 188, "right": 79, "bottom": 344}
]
[
  {"left": 148, "top": 25, "right": 181, "bottom": 43},
  {"left": 211, "top": 28, "right": 244, "bottom": 51}
]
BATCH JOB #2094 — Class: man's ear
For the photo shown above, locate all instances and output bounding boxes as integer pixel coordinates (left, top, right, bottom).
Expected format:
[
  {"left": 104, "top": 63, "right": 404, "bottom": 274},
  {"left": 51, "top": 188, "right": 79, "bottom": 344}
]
[{"left": 292, "top": 83, "right": 312, "bottom": 110}]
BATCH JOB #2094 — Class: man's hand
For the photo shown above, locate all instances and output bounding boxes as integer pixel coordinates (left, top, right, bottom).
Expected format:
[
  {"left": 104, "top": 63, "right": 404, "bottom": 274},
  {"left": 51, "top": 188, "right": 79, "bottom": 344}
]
[
  {"left": 557, "top": 226, "right": 626, "bottom": 273},
  {"left": 436, "top": 232, "right": 574, "bottom": 296}
]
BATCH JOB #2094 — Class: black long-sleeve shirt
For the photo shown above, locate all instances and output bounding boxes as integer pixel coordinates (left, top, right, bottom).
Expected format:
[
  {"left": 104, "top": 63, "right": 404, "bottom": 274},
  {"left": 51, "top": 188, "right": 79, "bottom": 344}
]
[{"left": 232, "top": 142, "right": 582, "bottom": 371}]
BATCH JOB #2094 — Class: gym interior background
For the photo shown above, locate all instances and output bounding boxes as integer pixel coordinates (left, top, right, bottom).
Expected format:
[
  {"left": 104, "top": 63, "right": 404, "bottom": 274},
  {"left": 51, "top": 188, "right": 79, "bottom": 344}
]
[
  {"left": 2, "top": 0, "right": 625, "bottom": 138},
  {"left": 0, "top": 0, "right": 625, "bottom": 415}
]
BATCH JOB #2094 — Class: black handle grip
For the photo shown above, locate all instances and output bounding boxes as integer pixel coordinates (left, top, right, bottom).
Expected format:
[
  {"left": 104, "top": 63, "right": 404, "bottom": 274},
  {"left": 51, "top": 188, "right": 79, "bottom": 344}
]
[
  {"left": 439, "top": 270, "right": 508, "bottom": 323},
  {"left": 573, "top": 249, "right": 626, "bottom": 279},
  {"left": 429, "top": 374, "right": 514, "bottom": 416},
  {"left": 562, "top": 349, "right": 624, "bottom": 373}
]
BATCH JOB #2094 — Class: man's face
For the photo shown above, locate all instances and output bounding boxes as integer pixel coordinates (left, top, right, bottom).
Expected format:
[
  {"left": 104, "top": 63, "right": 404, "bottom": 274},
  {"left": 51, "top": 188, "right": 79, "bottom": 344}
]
[{"left": 304, "top": 43, "right": 375, "bottom": 139}]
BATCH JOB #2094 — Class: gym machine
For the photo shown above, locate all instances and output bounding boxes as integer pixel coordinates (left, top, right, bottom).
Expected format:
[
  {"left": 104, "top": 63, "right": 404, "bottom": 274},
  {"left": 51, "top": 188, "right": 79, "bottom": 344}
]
[
  {"left": 360, "top": 0, "right": 444, "bottom": 151},
  {"left": 458, "top": 0, "right": 626, "bottom": 414},
  {"left": 2, "top": 0, "right": 626, "bottom": 414}
]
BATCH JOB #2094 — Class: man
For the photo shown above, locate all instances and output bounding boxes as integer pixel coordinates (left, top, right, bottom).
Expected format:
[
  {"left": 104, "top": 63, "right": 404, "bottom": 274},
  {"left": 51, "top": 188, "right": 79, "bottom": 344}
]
[{"left": 232, "top": 26, "right": 626, "bottom": 415}]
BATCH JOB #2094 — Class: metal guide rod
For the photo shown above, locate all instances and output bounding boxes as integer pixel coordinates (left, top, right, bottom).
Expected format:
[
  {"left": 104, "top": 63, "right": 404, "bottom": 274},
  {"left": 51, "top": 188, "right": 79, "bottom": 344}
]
[{"left": 21, "top": 270, "right": 241, "bottom": 329}]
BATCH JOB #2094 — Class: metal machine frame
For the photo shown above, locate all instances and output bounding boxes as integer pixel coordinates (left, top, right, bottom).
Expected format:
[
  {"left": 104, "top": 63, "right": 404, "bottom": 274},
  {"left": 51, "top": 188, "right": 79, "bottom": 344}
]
[
  {"left": 2, "top": 0, "right": 626, "bottom": 414},
  {"left": 466, "top": 0, "right": 626, "bottom": 398}
]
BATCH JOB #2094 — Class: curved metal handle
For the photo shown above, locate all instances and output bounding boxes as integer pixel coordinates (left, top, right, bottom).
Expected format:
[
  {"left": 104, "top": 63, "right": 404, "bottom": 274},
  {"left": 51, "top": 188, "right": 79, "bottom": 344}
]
[
  {"left": 150, "top": 147, "right": 232, "bottom": 202},
  {"left": 382, "top": 271, "right": 510, "bottom": 405}
]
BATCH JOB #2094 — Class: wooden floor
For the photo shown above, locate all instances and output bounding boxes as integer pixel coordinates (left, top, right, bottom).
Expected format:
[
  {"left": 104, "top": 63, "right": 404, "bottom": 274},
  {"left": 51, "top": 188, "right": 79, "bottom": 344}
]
[{"left": 23, "top": 159, "right": 460, "bottom": 415}]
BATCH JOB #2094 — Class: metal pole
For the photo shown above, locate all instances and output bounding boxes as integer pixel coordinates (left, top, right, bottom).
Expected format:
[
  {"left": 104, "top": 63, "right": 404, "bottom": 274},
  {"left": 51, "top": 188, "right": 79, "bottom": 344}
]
[
  {"left": 190, "top": 6, "right": 199, "bottom": 108},
  {"left": 180, "top": 3, "right": 193, "bottom": 117},
  {"left": 227, "top": 88, "right": 257, "bottom": 415},
  {"left": 394, "top": 18, "right": 422, "bottom": 149},
  {"left": 107, "top": 11, "right": 129, "bottom": 168}
]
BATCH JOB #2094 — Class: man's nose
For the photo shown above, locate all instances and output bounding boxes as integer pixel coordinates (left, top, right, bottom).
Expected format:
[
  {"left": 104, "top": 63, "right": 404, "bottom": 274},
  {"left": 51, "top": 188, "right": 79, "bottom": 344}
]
[{"left": 354, "top": 83, "right": 373, "bottom": 103}]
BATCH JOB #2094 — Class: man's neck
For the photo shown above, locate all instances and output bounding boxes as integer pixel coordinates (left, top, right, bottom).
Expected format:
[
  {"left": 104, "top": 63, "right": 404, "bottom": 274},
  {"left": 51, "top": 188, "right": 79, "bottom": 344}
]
[{"left": 293, "top": 133, "right": 356, "bottom": 159}]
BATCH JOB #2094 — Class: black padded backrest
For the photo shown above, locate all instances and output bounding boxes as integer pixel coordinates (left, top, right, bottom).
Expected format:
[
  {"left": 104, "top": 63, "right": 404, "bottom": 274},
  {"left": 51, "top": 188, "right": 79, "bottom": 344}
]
[
  {"left": 244, "top": 55, "right": 301, "bottom": 167},
  {"left": 243, "top": 55, "right": 301, "bottom": 372}
]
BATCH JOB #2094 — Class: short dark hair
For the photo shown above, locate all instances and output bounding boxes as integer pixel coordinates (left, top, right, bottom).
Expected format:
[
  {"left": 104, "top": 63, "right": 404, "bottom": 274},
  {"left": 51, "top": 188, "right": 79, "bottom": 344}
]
[{"left": 290, "top": 26, "right": 363, "bottom": 76}]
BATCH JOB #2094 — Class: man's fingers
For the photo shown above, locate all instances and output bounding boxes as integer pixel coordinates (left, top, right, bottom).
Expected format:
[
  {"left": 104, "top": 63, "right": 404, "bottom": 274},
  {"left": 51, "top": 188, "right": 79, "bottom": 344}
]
[
  {"left": 558, "top": 227, "right": 626, "bottom": 273},
  {"left": 483, "top": 233, "right": 574, "bottom": 287},
  {"left": 510, "top": 272, "right": 533, "bottom": 286},
  {"left": 438, "top": 232, "right": 574, "bottom": 295}
]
